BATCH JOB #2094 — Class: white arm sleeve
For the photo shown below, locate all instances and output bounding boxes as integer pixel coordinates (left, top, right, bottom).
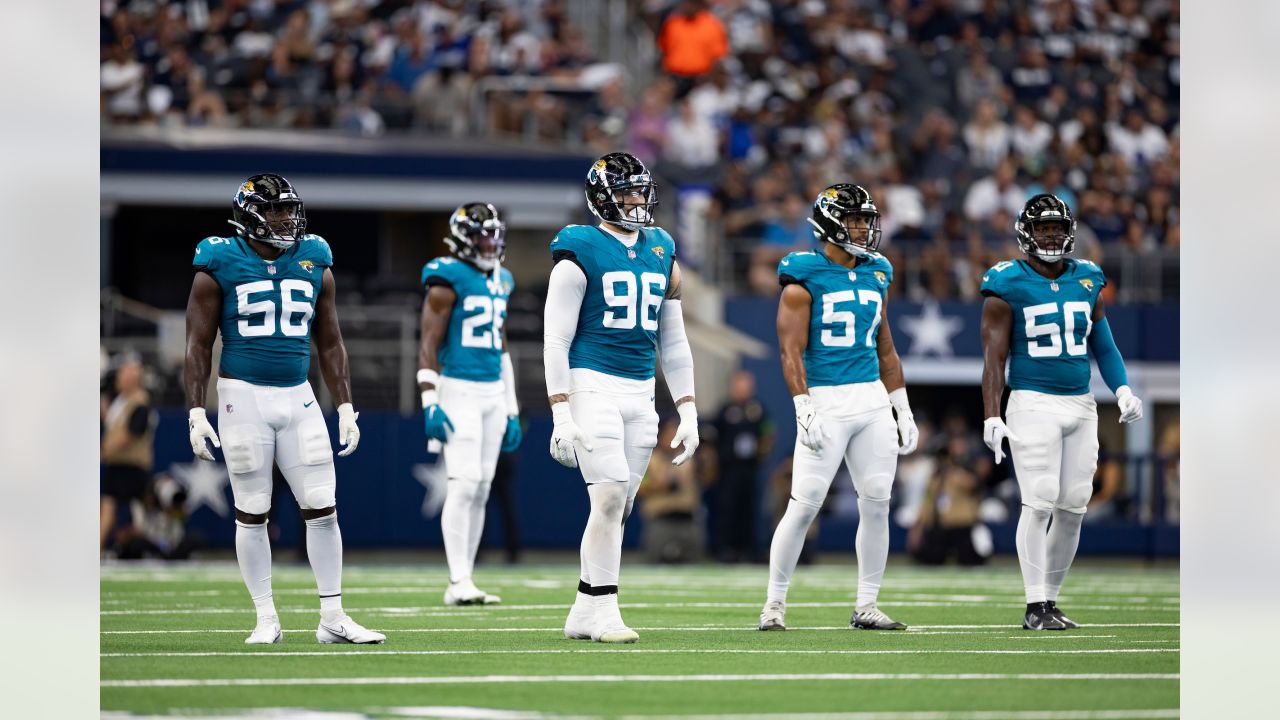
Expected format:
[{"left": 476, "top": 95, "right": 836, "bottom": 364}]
[
  {"left": 658, "top": 299, "right": 695, "bottom": 402},
  {"left": 543, "top": 259, "right": 587, "bottom": 398},
  {"left": 500, "top": 352, "right": 519, "bottom": 416}
]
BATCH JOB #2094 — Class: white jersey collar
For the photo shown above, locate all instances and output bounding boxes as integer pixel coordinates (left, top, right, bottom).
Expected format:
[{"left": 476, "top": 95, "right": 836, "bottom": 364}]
[{"left": 598, "top": 223, "right": 639, "bottom": 248}]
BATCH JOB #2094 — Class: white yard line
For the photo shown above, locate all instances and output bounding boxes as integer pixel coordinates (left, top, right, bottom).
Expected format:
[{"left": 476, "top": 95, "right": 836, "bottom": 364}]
[
  {"left": 100, "top": 672, "right": 1180, "bottom": 689},
  {"left": 102, "top": 648, "right": 1177, "bottom": 658},
  {"left": 101, "top": 622, "right": 1178, "bottom": 635},
  {"left": 99, "top": 601, "right": 1177, "bottom": 615},
  {"left": 608, "top": 711, "right": 1181, "bottom": 720}
]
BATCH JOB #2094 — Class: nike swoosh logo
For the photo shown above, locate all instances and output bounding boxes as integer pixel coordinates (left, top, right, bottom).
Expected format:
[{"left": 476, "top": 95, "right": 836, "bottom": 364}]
[
  {"left": 781, "top": 259, "right": 790, "bottom": 265},
  {"left": 304, "top": 401, "right": 314, "bottom": 408}
]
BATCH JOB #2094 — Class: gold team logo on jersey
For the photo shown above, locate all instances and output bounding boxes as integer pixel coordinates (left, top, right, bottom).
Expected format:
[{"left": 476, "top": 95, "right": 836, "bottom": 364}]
[
  {"left": 1079, "top": 278, "right": 1094, "bottom": 291},
  {"left": 875, "top": 271, "right": 887, "bottom": 285},
  {"left": 298, "top": 260, "right": 315, "bottom": 273},
  {"left": 652, "top": 246, "right": 665, "bottom": 259}
]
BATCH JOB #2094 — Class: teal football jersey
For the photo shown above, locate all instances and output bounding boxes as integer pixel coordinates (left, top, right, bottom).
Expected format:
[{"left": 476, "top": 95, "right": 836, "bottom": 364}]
[
  {"left": 980, "top": 258, "right": 1107, "bottom": 395},
  {"left": 550, "top": 225, "right": 677, "bottom": 381},
  {"left": 778, "top": 250, "right": 894, "bottom": 387},
  {"left": 192, "top": 234, "right": 333, "bottom": 387},
  {"left": 422, "top": 257, "right": 515, "bottom": 382}
]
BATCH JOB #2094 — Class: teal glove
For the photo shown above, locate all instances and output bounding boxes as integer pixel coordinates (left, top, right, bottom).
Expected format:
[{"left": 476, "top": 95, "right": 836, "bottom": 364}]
[{"left": 501, "top": 415, "right": 522, "bottom": 452}]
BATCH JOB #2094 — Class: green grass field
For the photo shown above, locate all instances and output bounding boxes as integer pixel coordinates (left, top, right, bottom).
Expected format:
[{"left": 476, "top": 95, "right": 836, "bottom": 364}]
[{"left": 101, "top": 559, "right": 1178, "bottom": 719}]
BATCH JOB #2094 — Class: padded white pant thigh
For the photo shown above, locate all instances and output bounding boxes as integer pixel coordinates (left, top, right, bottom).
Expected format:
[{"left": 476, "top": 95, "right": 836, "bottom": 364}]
[
  {"left": 216, "top": 380, "right": 276, "bottom": 516},
  {"left": 275, "top": 388, "right": 336, "bottom": 510},
  {"left": 1056, "top": 418, "right": 1100, "bottom": 514},
  {"left": 846, "top": 410, "right": 899, "bottom": 502},
  {"left": 1008, "top": 411, "right": 1067, "bottom": 513},
  {"left": 569, "top": 391, "right": 629, "bottom": 484},
  {"left": 789, "top": 417, "right": 855, "bottom": 508}
]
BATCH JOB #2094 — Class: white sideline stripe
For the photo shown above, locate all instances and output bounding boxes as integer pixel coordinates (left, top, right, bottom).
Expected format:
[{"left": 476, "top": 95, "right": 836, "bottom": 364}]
[
  {"left": 1006, "top": 635, "right": 1118, "bottom": 640},
  {"left": 102, "top": 707, "right": 1181, "bottom": 720},
  {"left": 101, "top": 648, "right": 1178, "bottom": 658},
  {"left": 609, "top": 707, "right": 1177, "bottom": 712},
  {"left": 101, "top": 623, "right": 1179, "bottom": 635},
  {"left": 100, "top": 672, "right": 1180, "bottom": 689},
  {"left": 99, "top": 601, "right": 1178, "bottom": 615}
]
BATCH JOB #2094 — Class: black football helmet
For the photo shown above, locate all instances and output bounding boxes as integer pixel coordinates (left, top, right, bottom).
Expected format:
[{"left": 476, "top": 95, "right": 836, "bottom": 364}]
[
  {"left": 1016, "top": 193, "right": 1076, "bottom": 262},
  {"left": 809, "top": 183, "right": 882, "bottom": 257},
  {"left": 446, "top": 202, "right": 506, "bottom": 270},
  {"left": 229, "top": 173, "right": 306, "bottom": 250},
  {"left": 584, "top": 152, "right": 658, "bottom": 231}
]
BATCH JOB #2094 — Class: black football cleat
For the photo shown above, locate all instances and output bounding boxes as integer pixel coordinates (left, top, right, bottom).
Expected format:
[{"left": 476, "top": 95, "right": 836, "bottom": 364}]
[
  {"left": 1023, "top": 602, "right": 1067, "bottom": 630},
  {"left": 1045, "top": 600, "right": 1079, "bottom": 629}
]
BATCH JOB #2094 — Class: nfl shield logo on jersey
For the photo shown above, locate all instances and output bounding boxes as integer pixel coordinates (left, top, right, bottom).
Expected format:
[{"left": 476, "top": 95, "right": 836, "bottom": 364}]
[{"left": 267, "top": 264, "right": 277, "bottom": 275}]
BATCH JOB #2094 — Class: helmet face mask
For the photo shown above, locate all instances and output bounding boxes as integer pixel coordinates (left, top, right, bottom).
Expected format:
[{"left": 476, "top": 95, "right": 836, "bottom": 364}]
[
  {"left": 585, "top": 152, "right": 658, "bottom": 232},
  {"left": 1016, "top": 194, "right": 1076, "bottom": 263},
  {"left": 809, "top": 184, "right": 882, "bottom": 257},
  {"left": 229, "top": 174, "right": 306, "bottom": 250},
  {"left": 446, "top": 203, "right": 507, "bottom": 271}
]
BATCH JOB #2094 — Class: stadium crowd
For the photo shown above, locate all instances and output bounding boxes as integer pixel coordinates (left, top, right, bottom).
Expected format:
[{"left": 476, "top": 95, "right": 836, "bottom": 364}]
[{"left": 101, "top": 0, "right": 1178, "bottom": 298}]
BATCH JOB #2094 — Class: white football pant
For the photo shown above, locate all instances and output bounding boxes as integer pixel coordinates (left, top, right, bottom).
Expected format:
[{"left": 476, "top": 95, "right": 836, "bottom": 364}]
[{"left": 438, "top": 376, "right": 506, "bottom": 584}]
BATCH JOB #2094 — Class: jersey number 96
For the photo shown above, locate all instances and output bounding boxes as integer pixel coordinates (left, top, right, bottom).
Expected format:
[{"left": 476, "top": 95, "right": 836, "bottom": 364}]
[{"left": 602, "top": 271, "right": 666, "bottom": 331}]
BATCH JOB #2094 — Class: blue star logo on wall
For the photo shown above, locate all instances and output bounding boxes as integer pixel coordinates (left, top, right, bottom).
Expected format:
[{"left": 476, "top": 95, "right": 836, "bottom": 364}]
[
  {"left": 900, "top": 301, "right": 964, "bottom": 358},
  {"left": 168, "top": 460, "right": 230, "bottom": 517}
]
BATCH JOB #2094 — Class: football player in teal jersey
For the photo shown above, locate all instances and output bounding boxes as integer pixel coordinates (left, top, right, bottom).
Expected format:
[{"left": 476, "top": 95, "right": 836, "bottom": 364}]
[
  {"left": 185, "top": 174, "right": 384, "bottom": 645},
  {"left": 758, "top": 184, "right": 919, "bottom": 632},
  {"left": 980, "top": 194, "right": 1144, "bottom": 631},
  {"left": 544, "top": 152, "right": 699, "bottom": 643},
  {"left": 417, "top": 202, "right": 519, "bottom": 606}
]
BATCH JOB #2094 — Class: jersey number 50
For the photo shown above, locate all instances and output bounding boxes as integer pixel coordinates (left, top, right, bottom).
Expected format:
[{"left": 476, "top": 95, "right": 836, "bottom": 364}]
[
  {"left": 236, "top": 280, "right": 314, "bottom": 337},
  {"left": 602, "top": 271, "right": 666, "bottom": 331},
  {"left": 1024, "top": 301, "right": 1092, "bottom": 357}
]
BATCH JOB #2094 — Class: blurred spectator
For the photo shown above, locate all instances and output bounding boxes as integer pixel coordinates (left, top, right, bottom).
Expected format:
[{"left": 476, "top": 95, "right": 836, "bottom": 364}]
[
  {"left": 115, "top": 475, "right": 204, "bottom": 561},
  {"left": 749, "top": 192, "right": 812, "bottom": 295},
  {"left": 955, "top": 49, "right": 1002, "bottom": 111},
  {"left": 963, "top": 159, "right": 1024, "bottom": 222},
  {"left": 1158, "top": 413, "right": 1180, "bottom": 524},
  {"left": 1009, "top": 105, "right": 1053, "bottom": 171},
  {"left": 100, "top": 355, "right": 157, "bottom": 552},
  {"left": 101, "top": 43, "right": 145, "bottom": 122},
  {"left": 710, "top": 370, "right": 773, "bottom": 562},
  {"left": 657, "top": 0, "right": 729, "bottom": 88},
  {"left": 638, "top": 417, "right": 707, "bottom": 563},
  {"left": 1084, "top": 436, "right": 1128, "bottom": 523},
  {"left": 962, "top": 97, "right": 1011, "bottom": 171},
  {"left": 1106, "top": 107, "right": 1171, "bottom": 167},
  {"left": 908, "top": 434, "right": 989, "bottom": 566},
  {"left": 627, "top": 79, "right": 674, "bottom": 166}
]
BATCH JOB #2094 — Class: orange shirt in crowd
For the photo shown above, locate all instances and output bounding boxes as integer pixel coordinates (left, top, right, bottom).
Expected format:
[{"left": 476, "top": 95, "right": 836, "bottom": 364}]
[{"left": 658, "top": 10, "right": 729, "bottom": 77}]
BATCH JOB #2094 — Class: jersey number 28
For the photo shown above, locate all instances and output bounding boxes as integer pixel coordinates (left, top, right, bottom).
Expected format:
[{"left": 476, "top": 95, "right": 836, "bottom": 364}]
[{"left": 460, "top": 296, "right": 507, "bottom": 349}]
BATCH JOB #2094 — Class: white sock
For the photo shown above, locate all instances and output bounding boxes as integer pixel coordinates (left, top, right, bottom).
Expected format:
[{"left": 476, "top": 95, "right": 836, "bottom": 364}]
[
  {"left": 465, "top": 481, "right": 492, "bottom": 578},
  {"left": 441, "top": 479, "right": 478, "bottom": 583},
  {"left": 766, "top": 499, "right": 821, "bottom": 603},
  {"left": 592, "top": 590, "right": 625, "bottom": 627},
  {"left": 1045, "top": 509, "right": 1085, "bottom": 601},
  {"left": 235, "top": 520, "right": 276, "bottom": 620},
  {"left": 583, "top": 484, "right": 627, "bottom": 588},
  {"left": 1016, "top": 505, "right": 1053, "bottom": 604},
  {"left": 305, "top": 513, "right": 344, "bottom": 621},
  {"left": 855, "top": 498, "right": 890, "bottom": 610}
]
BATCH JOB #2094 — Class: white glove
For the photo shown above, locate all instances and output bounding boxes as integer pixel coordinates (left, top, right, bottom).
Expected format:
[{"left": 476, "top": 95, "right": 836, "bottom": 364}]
[
  {"left": 337, "top": 403, "right": 360, "bottom": 457},
  {"left": 794, "top": 394, "right": 830, "bottom": 453},
  {"left": 670, "top": 401, "right": 700, "bottom": 466},
  {"left": 549, "top": 401, "right": 592, "bottom": 468},
  {"left": 1116, "top": 385, "right": 1144, "bottom": 424},
  {"left": 983, "top": 416, "right": 1019, "bottom": 465},
  {"left": 888, "top": 387, "right": 919, "bottom": 456},
  {"left": 188, "top": 407, "right": 220, "bottom": 461}
]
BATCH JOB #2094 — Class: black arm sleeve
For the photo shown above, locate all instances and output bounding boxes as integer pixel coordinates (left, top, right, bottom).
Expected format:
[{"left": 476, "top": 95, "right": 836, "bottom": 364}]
[{"left": 779, "top": 273, "right": 804, "bottom": 287}]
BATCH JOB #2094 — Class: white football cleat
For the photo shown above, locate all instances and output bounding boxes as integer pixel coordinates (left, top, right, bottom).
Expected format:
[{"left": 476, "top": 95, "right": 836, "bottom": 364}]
[
  {"left": 443, "top": 579, "right": 500, "bottom": 606},
  {"left": 245, "top": 615, "right": 282, "bottom": 645},
  {"left": 850, "top": 605, "right": 908, "bottom": 630},
  {"left": 591, "top": 604, "right": 638, "bottom": 644},
  {"left": 563, "top": 599, "right": 595, "bottom": 640},
  {"left": 316, "top": 614, "right": 386, "bottom": 644},
  {"left": 758, "top": 600, "right": 786, "bottom": 631}
]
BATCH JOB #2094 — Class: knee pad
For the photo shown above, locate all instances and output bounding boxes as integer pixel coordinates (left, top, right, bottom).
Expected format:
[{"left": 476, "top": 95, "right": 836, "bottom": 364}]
[
  {"left": 222, "top": 425, "right": 263, "bottom": 476},
  {"left": 785, "top": 497, "right": 822, "bottom": 525},
  {"left": 297, "top": 417, "right": 333, "bottom": 466},
  {"left": 589, "top": 484, "right": 628, "bottom": 519},
  {"left": 234, "top": 493, "right": 272, "bottom": 516},
  {"left": 1023, "top": 475, "right": 1059, "bottom": 512},
  {"left": 858, "top": 473, "right": 894, "bottom": 503},
  {"left": 1057, "top": 485, "right": 1092, "bottom": 514},
  {"left": 297, "top": 468, "right": 336, "bottom": 510},
  {"left": 447, "top": 478, "right": 484, "bottom": 505}
]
